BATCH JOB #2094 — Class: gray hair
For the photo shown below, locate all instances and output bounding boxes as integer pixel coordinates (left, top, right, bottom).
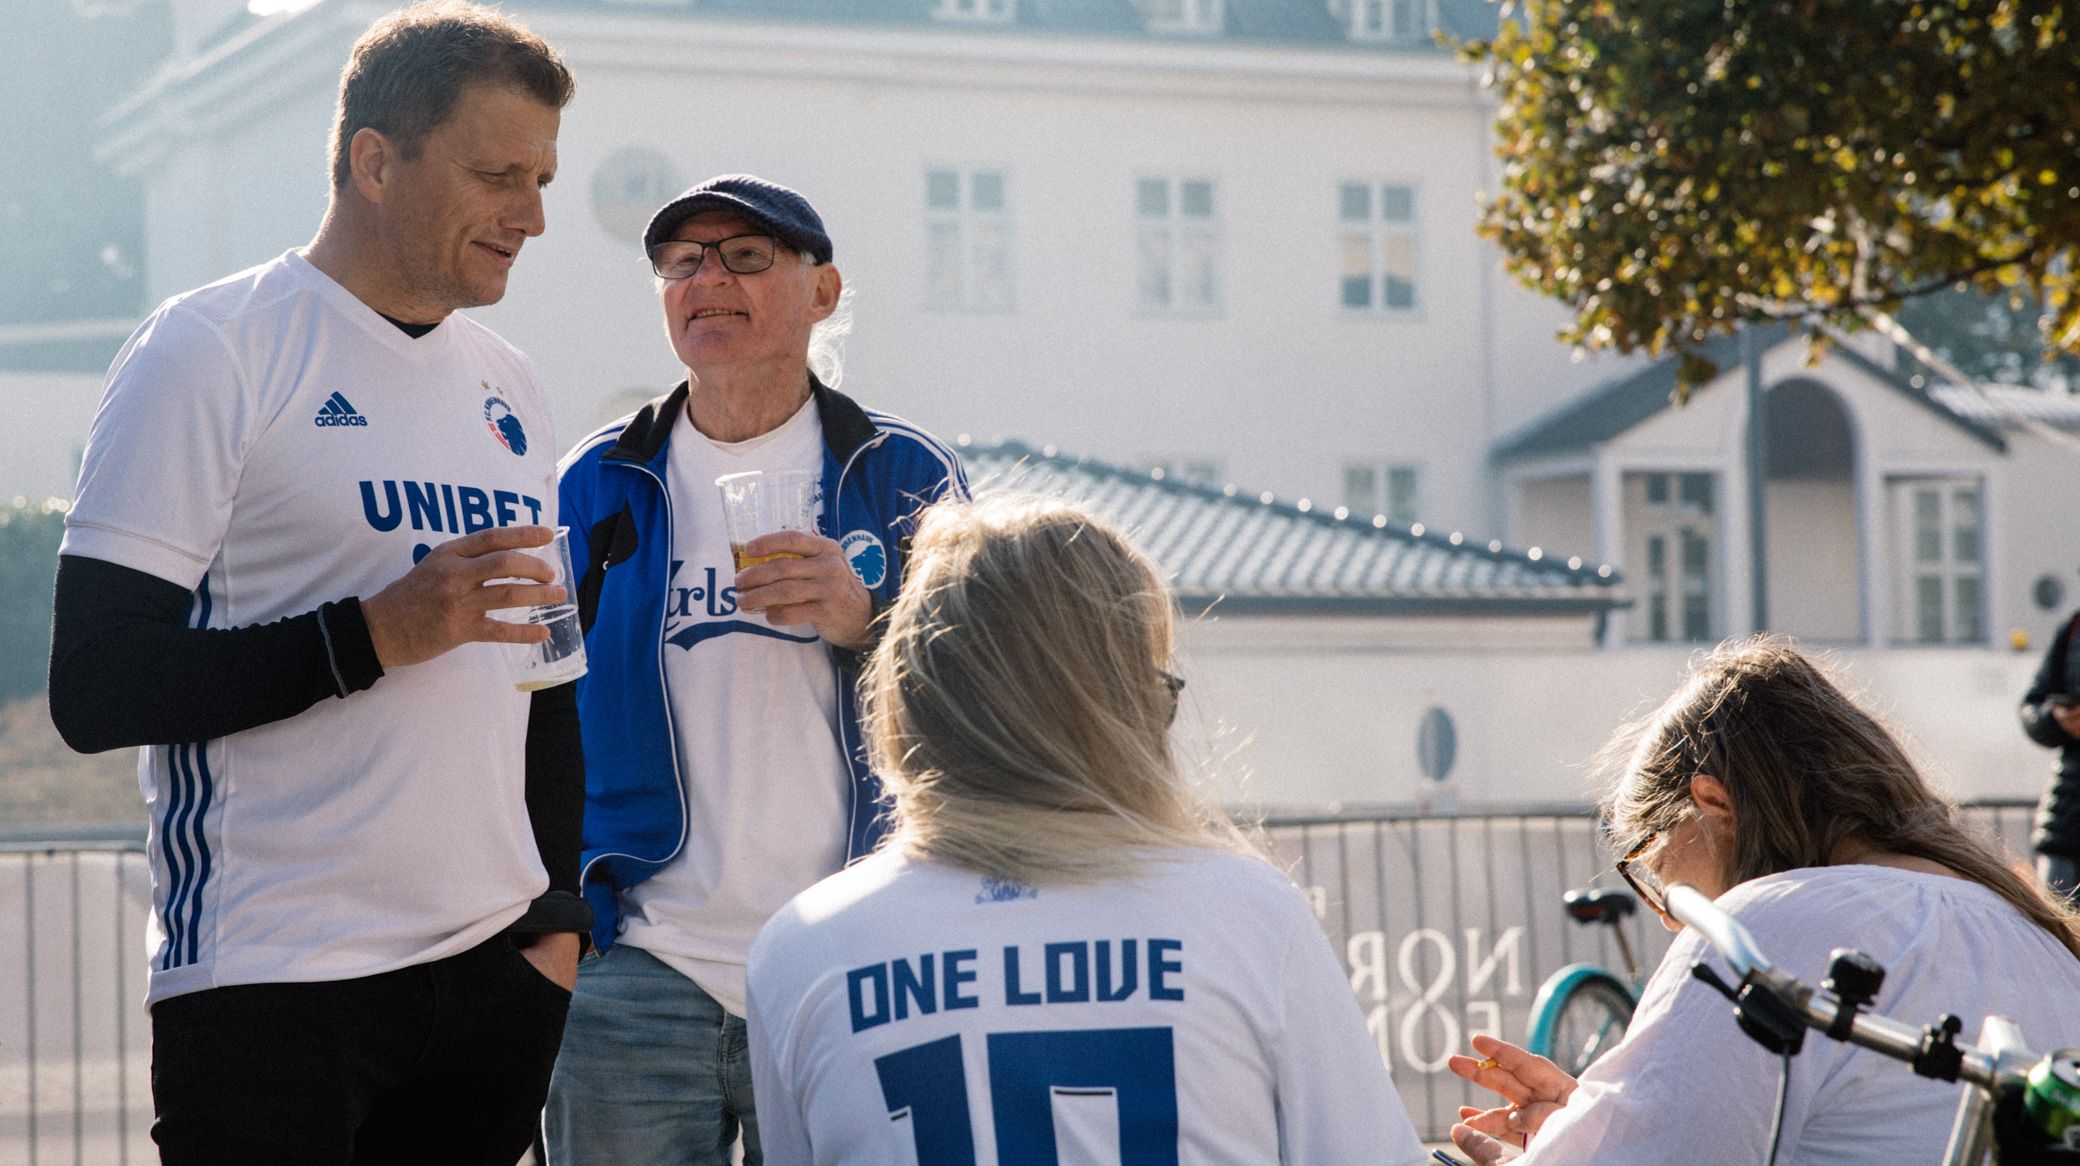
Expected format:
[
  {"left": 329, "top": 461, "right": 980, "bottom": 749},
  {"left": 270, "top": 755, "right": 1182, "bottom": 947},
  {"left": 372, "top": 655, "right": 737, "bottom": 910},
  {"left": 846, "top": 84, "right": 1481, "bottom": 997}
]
[{"left": 808, "top": 272, "right": 853, "bottom": 389}]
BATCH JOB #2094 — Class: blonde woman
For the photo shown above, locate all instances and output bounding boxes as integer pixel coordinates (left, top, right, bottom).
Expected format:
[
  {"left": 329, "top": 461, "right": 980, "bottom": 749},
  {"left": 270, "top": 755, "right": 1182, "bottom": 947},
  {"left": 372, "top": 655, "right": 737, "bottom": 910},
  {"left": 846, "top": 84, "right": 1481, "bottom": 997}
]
[
  {"left": 1450, "top": 638, "right": 2080, "bottom": 1166},
  {"left": 745, "top": 496, "right": 1428, "bottom": 1165}
]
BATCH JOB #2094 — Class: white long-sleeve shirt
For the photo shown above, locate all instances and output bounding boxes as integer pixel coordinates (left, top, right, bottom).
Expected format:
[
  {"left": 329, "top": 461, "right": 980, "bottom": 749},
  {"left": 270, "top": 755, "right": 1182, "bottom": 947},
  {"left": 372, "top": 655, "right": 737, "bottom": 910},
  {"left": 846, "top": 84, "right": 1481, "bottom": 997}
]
[{"left": 1519, "top": 865, "right": 2080, "bottom": 1165}]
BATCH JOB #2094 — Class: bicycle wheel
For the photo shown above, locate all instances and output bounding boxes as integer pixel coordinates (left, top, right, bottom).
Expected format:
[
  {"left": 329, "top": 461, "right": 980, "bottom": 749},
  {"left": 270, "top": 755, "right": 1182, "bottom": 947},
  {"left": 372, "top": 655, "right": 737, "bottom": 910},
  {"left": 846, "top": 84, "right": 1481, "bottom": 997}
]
[{"left": 1543, "top": 972, "right": 1635, "bottom": 1077}]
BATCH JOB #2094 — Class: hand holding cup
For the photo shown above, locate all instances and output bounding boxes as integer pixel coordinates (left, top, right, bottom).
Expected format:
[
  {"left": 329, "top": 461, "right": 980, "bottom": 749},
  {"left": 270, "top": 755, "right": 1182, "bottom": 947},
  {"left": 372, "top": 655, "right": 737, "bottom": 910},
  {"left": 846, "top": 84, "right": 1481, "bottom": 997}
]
[{"left": 362, "top": 525, "right": 564, "bottom": 670}]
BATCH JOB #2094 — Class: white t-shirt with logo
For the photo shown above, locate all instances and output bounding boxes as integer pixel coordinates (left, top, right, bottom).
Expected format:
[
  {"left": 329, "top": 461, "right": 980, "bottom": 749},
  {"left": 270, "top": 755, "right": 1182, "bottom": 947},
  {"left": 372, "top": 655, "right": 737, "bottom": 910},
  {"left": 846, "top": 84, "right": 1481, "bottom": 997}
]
[
  {"left": 62, "top": 250, "right": 559, "bottom": 1005},
  {"left": 615, "top": 397, "right": 850, "bottom": 1017},
  {"left": 746, "top": 848, "right": 1431, "bottom": 1165}
]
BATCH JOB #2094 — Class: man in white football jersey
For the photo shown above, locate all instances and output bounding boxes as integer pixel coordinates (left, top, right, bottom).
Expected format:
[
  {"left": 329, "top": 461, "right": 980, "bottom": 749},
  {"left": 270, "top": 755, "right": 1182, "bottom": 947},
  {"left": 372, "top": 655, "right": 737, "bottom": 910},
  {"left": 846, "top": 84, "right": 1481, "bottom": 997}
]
[
  {"left": 48, "top": 4, "right": 588, "bottom": 1161},
  {"left": 745, "top": 497, "right": 1430, "bottom": 1165}
]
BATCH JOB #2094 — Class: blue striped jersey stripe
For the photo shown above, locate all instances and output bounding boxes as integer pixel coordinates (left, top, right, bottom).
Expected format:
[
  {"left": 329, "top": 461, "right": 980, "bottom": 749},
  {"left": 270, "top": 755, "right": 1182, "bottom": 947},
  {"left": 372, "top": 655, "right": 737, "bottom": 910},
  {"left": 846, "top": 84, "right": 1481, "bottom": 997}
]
[{"left": 159, "top": 578, "right": 217, "bottom": 970}]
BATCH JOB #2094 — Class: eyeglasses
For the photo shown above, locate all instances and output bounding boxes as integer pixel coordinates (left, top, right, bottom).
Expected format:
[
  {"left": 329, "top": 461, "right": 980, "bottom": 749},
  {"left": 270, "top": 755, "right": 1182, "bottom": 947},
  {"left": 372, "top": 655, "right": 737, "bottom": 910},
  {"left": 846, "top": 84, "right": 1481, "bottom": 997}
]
[
  {"left": 647, "top": 234, "right": 783, "bottom": 280},
  {"left": 1159, "top": 669, "right": 1186, "bottom": 726},
  {"left": 1614, "top": 833, "right": 1668, "bottom": 917}
]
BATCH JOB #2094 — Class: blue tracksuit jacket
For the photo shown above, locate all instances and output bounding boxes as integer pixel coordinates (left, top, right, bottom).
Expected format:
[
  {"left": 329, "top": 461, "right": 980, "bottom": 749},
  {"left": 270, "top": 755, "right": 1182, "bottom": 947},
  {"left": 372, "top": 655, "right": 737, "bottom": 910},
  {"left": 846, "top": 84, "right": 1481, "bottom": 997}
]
[{"left": 557, "top": 377, "right": 968, "bottom": 954}]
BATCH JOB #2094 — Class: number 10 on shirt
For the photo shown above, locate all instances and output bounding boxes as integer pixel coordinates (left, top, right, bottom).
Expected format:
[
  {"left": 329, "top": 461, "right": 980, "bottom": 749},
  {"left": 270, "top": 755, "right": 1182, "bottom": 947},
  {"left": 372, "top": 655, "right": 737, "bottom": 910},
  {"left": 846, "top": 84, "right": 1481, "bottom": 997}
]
[{"left": 874, "top": 1026, "right": 1180, "bottom": 1166}]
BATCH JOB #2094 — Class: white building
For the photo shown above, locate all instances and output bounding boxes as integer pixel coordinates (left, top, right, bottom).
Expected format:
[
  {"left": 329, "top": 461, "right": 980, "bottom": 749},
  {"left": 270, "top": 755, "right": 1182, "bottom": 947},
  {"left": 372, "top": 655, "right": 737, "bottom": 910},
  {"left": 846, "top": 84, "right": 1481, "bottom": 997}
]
[
  {"left": 1499, "top": 329, "right": 2080, "bottom": 657},
  {"left": 84, "top": 0, "right": 1626, "bottom": 538},
  {"left": 967, "top": 438, "right": 2052, "bottom": 811},
  {"left": 3, "top": 0, "right": 2066, "bottom": 807}
]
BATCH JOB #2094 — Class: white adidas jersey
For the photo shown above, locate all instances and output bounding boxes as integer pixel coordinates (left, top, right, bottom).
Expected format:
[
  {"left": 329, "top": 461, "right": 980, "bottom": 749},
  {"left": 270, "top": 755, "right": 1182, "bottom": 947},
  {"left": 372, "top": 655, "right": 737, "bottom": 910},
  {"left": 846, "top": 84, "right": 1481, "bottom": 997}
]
[
  {"left": 63, "top": 251, "right": 558, "bottom": 1004},
  {"left": 746, "top": 848, "right": 1429, "bottom": 1166}
]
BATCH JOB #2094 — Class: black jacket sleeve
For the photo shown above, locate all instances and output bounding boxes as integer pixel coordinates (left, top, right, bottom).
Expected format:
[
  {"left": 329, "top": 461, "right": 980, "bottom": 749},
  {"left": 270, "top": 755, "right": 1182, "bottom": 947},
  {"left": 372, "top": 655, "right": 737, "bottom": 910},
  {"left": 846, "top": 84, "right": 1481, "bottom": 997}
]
[
  {"left": 52, "top": 552, "right": 593, "bottom": 937},
  {"left": 2021, "top": 615, "right": 2077, "bottom": 749},
  {"left": 523, "top": 680, "right": 585, "bottom": 898},
  {"left": 507, "top": 679, "right": 594, "bottom": 945},
  {"left": 47, "top": 553, "right": 382, "bottom": 753}
]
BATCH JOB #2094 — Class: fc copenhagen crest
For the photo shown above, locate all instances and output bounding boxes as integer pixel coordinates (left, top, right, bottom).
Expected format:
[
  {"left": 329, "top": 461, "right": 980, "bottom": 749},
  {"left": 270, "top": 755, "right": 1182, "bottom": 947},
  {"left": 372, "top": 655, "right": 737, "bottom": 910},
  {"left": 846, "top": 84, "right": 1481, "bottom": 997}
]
[
  {"left": 483, "top": 388, "right": 527, "bottom": 456},
  {"left": 841, "top": 529, "right": 888, "bottom": 589}
]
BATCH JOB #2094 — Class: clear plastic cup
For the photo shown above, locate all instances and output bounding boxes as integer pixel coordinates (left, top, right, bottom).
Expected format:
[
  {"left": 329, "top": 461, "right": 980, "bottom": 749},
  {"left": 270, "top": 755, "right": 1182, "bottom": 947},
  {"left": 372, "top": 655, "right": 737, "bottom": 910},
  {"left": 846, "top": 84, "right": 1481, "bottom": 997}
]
[
  {"left": 716, "top": 470, "right": 820, "bottom": 569},
  {"left": 496, "top": 526, "right": 587, "bottom": 692}
]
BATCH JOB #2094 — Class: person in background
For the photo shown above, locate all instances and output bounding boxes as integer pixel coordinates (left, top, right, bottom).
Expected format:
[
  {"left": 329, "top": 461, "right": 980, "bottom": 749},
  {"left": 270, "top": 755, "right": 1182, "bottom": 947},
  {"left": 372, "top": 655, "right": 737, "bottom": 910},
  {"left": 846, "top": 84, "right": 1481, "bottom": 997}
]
[
  {"left": 545, "top": 174, "right": 966, "bottom": 1164},
  {"left": 46, "top": 3, "right": 588, "bottom": 1161},
  {"left": 1449, "top": 638, "right": 2080, "bottom": 1166},
  {"left": 2019, "top": 609, "right": 2080, "bottom": 900},
  {"left": 744, "top": 495, "right": 1432, "bottom": 1165}
]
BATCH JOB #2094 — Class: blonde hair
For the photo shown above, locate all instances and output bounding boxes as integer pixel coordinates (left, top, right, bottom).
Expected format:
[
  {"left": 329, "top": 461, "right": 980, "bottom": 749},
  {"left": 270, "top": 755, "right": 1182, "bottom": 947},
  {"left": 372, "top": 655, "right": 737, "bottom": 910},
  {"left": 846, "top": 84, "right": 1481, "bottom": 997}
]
[
  {"left": 1601, "top": 636, "right": 2080, "bottom": 958},
  {"left": 862, "top": 495, "right": 1254, "bottom": 883}
]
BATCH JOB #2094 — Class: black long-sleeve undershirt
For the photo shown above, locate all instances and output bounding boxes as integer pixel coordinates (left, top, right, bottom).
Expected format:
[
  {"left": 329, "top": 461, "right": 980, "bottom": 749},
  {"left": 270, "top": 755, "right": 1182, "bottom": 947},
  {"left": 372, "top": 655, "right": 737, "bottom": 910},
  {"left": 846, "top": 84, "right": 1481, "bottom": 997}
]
[{"left": 48, "top": 553, "right": 586, "bottom": 902}]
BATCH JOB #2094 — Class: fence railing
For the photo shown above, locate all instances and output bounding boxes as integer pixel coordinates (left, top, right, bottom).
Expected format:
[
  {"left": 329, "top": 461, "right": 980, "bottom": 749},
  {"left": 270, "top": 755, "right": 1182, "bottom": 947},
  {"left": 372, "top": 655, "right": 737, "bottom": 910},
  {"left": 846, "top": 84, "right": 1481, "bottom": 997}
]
[
  {"left": 0, "top": 802, "right": 2044, "bottom": 1156},
  {"left": 1, "top": 831, "right": 149, "bottom": 1166},
  {"left": 1256, "top": 799, "right": 2042, "bottom": 1141}
]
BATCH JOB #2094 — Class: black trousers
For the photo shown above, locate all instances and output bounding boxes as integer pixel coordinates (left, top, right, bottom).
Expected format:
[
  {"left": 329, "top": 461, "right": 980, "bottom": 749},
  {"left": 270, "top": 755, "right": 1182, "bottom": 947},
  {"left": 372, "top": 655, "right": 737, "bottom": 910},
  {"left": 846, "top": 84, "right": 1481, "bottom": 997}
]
[{"left": 150, "top": 932, "right": 572, "bottom": 1165}]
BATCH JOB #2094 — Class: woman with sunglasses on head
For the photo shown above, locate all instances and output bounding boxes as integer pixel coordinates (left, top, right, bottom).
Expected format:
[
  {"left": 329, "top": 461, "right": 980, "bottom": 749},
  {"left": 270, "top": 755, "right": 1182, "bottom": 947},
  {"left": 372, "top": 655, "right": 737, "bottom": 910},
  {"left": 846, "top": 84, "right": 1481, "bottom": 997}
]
[
  {"left": 743, "top": 495, "right": 1430, "bottom": 1165},
  {"left": 1448, "top": 637, "right": 2080, "bottom": 1166}
]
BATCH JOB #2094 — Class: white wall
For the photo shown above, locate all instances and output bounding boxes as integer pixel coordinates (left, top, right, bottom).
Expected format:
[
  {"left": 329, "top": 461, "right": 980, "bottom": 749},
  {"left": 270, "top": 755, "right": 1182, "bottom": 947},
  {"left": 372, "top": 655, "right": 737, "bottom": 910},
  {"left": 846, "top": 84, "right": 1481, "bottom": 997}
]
[
  {"left": 1509, "top": 471, "right": 1593, "bottom": 558},
  {"left": 1175, "top": 621, "right": 2051, "bottom": 811},
  {"left": 1994, "top": 432, "right": 2080, "bottom": 648},
  {"left": 1765, "top": 478, "right": 1860, "bottom": 642},
  {"left": 0, "top": 371, "right": 104, "bottom": 503}
]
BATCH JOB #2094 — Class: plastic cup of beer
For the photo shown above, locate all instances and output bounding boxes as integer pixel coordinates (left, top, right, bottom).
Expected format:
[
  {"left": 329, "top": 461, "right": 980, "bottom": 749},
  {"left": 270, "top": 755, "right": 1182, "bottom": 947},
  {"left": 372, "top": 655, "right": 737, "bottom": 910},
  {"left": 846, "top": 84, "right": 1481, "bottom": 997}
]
[
  {"left": 494, "top": 526, "right": 587, "bottom": 692},
  {"left": 716, "top": 470, "right": 819, "bottom": 570}
]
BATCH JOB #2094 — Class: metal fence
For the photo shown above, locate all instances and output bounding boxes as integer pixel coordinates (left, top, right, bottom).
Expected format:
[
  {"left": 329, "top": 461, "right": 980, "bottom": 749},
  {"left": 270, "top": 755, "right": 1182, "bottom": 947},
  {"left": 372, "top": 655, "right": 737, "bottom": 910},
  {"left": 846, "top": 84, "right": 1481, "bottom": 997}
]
[
  {"left": 1256, "top": 799, "right": 2043, "bottom": 1141},
  {"left": 1, "top": 831, "right": 149, "bottom": 1166},
  {"left": 0, "top": 802, "right": 2045, "bottom": 1157}
]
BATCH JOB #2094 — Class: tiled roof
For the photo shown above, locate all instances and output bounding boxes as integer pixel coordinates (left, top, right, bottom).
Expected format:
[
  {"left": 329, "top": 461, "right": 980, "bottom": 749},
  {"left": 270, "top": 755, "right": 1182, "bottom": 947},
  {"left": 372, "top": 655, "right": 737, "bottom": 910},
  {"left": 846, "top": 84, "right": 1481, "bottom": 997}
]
[
  {"left": 1931, "top": 384, "right": 2080, "bottom": 431},
  {"left": 961, "top": 438, "right": 1624, "bottom": 615},
  {"left": 1492, "top": 325, "right": 2004, "bottom": 461},
  {"left": 537, "top": 0, "right": 1497, "bottom": 47}
]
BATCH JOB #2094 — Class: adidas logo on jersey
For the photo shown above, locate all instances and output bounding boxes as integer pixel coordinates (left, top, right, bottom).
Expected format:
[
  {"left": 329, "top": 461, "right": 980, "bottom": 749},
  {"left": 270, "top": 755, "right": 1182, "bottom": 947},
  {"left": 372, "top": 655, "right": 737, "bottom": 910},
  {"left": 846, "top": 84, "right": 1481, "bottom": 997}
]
[{"left": 314, "top": 392, "right": 369, "bottom": 428}]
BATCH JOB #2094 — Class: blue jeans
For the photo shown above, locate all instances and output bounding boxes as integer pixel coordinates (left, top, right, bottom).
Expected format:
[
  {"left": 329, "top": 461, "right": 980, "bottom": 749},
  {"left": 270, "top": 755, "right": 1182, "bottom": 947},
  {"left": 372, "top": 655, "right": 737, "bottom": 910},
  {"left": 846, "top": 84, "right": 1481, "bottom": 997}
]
[{"left": 542, "top": 944, "right": 761, "bottom": 1166}]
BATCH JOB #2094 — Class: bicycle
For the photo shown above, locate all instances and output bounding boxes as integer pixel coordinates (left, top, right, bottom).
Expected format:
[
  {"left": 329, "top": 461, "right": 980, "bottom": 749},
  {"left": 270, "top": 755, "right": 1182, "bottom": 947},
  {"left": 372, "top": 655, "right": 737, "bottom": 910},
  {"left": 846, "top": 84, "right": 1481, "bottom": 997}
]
[
  {"left": 1665, "top": 883, "right": 2080, "bottom": 1165},
  {"left": 1523, "top": 887, "right": 1645, "bottom": 1077}
]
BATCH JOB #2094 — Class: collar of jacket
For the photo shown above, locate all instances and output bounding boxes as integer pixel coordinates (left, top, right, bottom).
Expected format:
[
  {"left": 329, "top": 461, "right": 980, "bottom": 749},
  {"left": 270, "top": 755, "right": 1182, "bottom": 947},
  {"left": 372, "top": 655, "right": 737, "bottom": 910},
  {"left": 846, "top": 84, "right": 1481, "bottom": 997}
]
[{"left": 601, "top": 373, "right": 879, "bottom": 468}]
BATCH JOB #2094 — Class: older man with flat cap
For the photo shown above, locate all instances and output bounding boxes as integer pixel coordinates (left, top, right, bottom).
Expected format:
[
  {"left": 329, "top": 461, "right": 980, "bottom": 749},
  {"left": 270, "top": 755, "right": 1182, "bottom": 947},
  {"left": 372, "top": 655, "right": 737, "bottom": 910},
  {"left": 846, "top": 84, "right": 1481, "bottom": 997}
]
[{"left": 545, "top": 175, "right": 968, "bottom": 1162}]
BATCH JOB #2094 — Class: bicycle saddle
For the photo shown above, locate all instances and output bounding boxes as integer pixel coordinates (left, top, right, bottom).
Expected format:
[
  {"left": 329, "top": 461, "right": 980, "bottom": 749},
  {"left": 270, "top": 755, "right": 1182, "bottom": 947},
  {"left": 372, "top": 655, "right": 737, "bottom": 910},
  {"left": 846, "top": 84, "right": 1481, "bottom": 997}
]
[{"left": 1563, "top": 888, "right": 1638, "bottom": 924}]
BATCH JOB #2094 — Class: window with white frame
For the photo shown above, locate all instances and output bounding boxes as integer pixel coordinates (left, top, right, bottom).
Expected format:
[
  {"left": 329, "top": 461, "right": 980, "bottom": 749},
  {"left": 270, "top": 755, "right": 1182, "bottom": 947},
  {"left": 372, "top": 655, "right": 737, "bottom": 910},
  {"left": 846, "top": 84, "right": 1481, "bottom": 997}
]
[
  {"left": 1891, "top": 477, "right": 1985, "bottom": 644},
  {"left": 1346, "top": 0, "right": 1429, "bottom": 40},
  {"left": 1342, "top": 461, "right": 1421, "bottom": 523},
  {"left": 936, "top": 0, "right": 1013, "bottom": 20},
  {"left": 1339, "top": 182, "right": 1418, "bottom": 312},
  {"left": 1629, "top": 471, "right": 1716, "bottom": 644},
  {"left": 924, "top": 168, "right": 1012, "bottom": 310},
  {"left": 1136, "top": 177, "right": 1221, "bottom": 313},
  {"left": 1143, "top": 0, "right": 1222, "bottom": 32}
]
